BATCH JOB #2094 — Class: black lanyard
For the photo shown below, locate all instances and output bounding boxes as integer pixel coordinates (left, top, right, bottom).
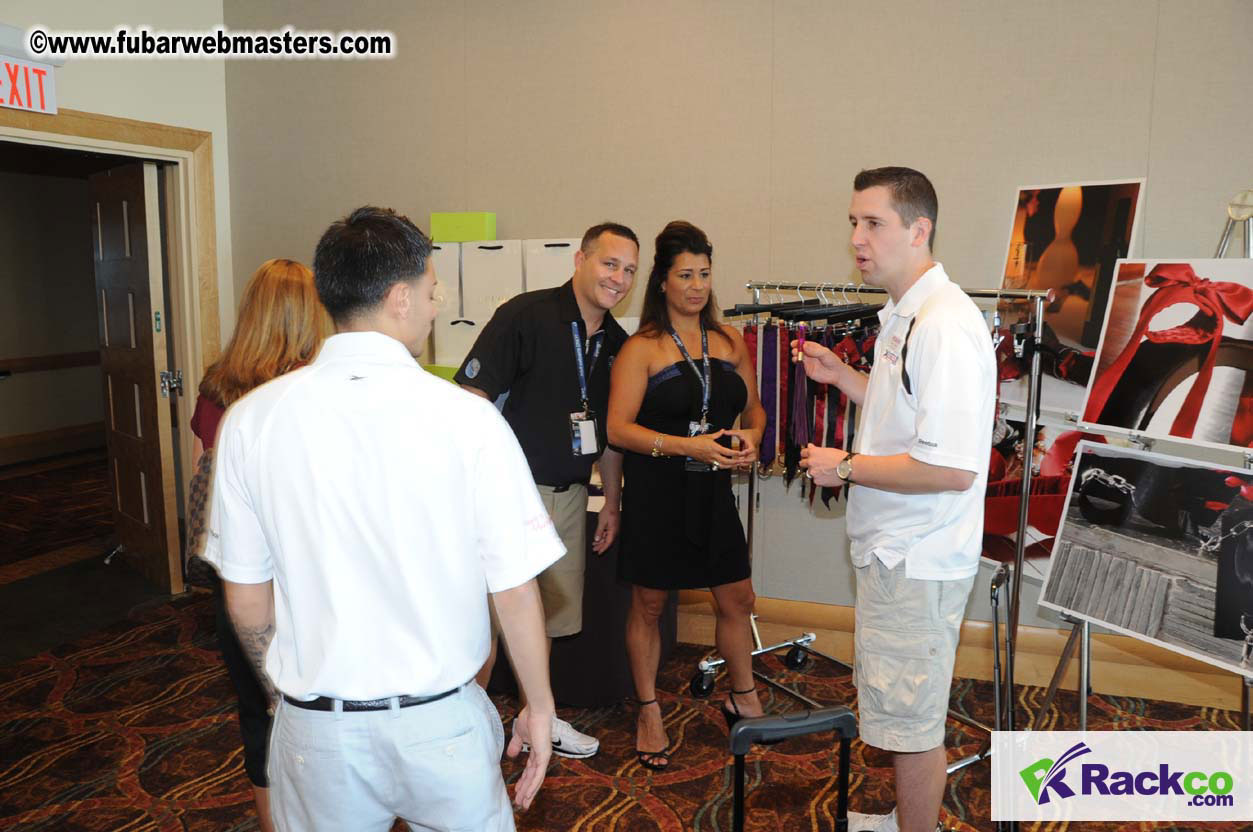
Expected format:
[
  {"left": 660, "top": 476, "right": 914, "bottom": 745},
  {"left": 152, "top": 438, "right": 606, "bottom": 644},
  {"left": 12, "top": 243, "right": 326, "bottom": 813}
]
[
  {"left": 570, "top": 321, "right": 603, "bottom": 413},
  {"left": 667, "top": 325, "right": 711, "bottom": 427}
]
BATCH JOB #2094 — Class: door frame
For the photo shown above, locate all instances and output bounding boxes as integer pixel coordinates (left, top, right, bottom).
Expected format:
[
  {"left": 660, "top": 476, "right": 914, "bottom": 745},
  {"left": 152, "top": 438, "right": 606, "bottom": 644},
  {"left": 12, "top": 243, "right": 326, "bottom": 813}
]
[{"left": 0, "top": 107, "right": 222, "bottom": 595}]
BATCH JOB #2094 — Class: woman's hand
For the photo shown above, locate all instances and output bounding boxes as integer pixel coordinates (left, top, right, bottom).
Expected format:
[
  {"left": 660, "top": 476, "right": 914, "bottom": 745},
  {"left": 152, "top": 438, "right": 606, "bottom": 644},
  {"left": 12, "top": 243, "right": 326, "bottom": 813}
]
[
  {"left": 683, "top": 430, "right": 756, "bottom": 470},
  {"left": 723, "top": 429, "right": 760, "bottom": 470}
]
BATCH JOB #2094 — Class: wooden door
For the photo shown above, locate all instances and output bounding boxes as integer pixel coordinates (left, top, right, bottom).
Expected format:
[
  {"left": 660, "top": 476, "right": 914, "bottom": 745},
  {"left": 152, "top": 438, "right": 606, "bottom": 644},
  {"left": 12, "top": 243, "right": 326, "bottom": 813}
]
[{"left": 90, "top": 162, "right": 182, "bottom": 594}]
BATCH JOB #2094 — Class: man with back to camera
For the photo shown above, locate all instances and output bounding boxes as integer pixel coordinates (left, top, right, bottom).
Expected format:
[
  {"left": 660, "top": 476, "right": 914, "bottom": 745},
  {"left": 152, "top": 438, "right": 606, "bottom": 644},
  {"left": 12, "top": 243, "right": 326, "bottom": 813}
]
[
  {"left": 796, "top": 168, "right": 996, "bottom": 832},
  {"left": 455, "top": 222, "right": 639, "bottom": 758},
  {"left": 205, "top": 206, "right": 562, "bottom": 831}
]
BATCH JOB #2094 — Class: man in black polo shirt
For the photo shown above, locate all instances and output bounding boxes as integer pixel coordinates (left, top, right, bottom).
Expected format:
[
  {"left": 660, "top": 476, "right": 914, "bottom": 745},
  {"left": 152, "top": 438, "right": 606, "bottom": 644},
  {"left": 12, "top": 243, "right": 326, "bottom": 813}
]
[{"left": 456, "top": 222, "right": 638, "bottom": 758}]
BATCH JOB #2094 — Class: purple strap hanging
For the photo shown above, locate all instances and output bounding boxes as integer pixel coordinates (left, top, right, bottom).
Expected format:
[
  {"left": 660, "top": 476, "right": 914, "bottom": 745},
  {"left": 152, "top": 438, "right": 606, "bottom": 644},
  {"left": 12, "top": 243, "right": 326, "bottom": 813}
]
[
  {"left": 821, "top": 326, "right": 840, "bottom": 507},
  {"left": 790, "top": 324, "right": 812, "bottom": 448},
  {"left": 758, "top": 323, "right": 777, "bottom": 469},
  {"left": 784, "top": 324, "right": 811, "bottom": 485}
]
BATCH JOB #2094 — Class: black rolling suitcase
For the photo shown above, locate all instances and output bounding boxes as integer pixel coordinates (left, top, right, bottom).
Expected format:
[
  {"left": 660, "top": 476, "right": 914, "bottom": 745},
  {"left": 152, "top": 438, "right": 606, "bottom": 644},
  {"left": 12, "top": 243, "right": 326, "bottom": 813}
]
[{"left": 728, "top": 706, "right": 858, "bottom": 832}]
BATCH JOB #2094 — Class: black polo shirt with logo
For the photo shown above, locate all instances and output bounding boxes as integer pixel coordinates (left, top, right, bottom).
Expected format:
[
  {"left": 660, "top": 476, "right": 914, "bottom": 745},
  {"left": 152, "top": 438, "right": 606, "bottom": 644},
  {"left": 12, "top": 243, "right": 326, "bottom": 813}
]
[{"left": 453, "top": 279, "right": 628, "bottom": 487}]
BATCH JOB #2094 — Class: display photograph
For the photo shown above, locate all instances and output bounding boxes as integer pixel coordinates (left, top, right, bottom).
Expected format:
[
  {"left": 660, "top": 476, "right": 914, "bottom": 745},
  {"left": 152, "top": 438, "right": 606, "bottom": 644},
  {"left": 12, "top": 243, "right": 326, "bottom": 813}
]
[
  {"left": 1081, "top": 258, "right": 1253, "bottom": 452},
  {"left": 1041, "top": 442, "right": 1253, "bottom": 677},
  {"left": 997, "top": 180, "right": 1144, "bottom": 417}
]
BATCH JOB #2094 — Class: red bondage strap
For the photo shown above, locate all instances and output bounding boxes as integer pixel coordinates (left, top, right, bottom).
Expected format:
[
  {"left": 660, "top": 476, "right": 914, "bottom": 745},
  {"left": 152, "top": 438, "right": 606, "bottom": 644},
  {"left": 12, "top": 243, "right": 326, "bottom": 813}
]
[
  {"left": 743, "top": 323, "right": 758, "bottom": 377},
  {"left": 1084, "top": 263, "right": 1253, "bottom": 438}
]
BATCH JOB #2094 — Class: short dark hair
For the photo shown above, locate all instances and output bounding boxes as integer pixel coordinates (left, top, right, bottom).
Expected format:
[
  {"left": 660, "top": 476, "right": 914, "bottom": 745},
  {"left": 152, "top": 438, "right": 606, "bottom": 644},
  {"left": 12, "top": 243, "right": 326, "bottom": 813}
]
[
  {"left": 313, "top": 206, "right": 433, "bottom": 323},
  {"left": 853, "top": 166, "right": 938, "bottom": 249},
  {"left": 580, "top": 222, "right": 639, "bottom": 253},
  {"left": 638, "top": 220, "right": 729, "bottom": 343}
]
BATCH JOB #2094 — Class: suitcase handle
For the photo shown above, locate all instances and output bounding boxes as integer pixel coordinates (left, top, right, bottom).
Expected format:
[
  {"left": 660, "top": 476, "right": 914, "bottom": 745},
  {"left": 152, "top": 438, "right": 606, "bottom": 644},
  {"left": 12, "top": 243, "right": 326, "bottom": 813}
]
[
  {"left": 728, "top": 705, "right": 856, "bottom": 755},
  {"left": 731, "top": 707, "right": 856, "bottom": 832}
]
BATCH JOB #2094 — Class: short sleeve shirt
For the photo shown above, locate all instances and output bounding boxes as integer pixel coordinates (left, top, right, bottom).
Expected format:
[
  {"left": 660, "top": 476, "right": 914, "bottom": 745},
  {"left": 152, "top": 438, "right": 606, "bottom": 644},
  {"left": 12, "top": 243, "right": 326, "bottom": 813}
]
[
  {"left": 453, "top": 280, "right": 627, "bottom": 486},
  {"left": 845, "top": 263, "right": 997, "bottom": 580},
  {"left": 201, "top": 332, "right": 565, "bottom": 700},
  {"left": 190, "top": 393, "right": 225, "bottom": 450}
]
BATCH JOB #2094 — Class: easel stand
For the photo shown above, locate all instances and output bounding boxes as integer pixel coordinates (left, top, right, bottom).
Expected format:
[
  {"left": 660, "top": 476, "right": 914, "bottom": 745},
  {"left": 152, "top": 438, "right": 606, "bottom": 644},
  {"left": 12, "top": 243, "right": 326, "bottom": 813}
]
[
  {"left": 1215, "top": 189, "right": 1253, "bottom": 258},
  {"left": 1029, "top": 613, "right": 1092, "bottom": 732}
]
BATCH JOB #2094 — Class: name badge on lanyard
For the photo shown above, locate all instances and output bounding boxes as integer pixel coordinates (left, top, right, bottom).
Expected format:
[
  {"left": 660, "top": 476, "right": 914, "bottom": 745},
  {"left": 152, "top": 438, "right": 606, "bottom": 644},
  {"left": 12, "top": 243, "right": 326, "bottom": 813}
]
[
  {"left": 570, "top": 322, "right": 601, "bottom": 457},
  {"left": 668, "top": 325, "right": 716, "bottom": 473}
]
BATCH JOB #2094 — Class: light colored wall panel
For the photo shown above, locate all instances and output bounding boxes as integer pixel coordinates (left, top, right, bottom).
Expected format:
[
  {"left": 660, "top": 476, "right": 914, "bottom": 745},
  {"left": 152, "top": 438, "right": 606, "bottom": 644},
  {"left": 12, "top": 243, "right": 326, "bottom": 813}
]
[
  {"left": 225, "top": 0, "right": 773, "bottom": 318},
  {"left": 223, "top": 0, "right": 467, "bottom": 293},
  {"left": 460, "top": 0, "right": 774, "bottom": 315},
  {"left": 770, "top": 0, "right": 1158, "bottom": 293},
  {"left": 1142, "top": 1, "right": 1253, "bottom": 259}
]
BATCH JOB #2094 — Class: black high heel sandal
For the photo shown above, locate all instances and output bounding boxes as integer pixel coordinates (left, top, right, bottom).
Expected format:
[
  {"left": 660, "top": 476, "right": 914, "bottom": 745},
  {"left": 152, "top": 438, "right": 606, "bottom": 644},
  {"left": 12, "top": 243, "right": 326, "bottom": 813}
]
[
  {"left": 634, "top": 699, "right": 671, "bottom": 771},
  {"left": 721, "top": 686, "right": 784, "bottom": 747},
  {"left": 721, "top": 687, "right": 758, "bottom": 730}
]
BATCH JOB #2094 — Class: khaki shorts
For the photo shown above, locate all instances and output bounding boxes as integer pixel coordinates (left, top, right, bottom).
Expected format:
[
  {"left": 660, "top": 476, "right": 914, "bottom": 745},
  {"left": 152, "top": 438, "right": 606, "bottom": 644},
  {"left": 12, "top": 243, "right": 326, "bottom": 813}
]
[
  {"left": 853, "top": 558, "right": 974, "bottom": 753},
  {"left": 490, "top": 483, "right": 588, "bottom": 639}
]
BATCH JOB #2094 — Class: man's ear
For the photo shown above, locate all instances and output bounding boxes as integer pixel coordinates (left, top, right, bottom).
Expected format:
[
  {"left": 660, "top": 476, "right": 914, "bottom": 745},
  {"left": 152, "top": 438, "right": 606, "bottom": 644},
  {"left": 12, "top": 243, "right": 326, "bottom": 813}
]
[
  {"left": 574, "top": 247, "right": 587, "bottom": 271},
  {"left": 385, "top": 279, "right": 411, "bottom": 318},
  {"left": 911, "top": 217, "right": 933, "bottom": 249}
]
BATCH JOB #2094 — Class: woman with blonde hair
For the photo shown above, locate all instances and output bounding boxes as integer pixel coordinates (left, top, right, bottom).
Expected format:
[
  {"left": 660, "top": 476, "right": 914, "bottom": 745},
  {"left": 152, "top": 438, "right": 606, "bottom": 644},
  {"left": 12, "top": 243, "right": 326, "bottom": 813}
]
[{"left": 189, "top": 258, "right": 331, "bottom": 832}]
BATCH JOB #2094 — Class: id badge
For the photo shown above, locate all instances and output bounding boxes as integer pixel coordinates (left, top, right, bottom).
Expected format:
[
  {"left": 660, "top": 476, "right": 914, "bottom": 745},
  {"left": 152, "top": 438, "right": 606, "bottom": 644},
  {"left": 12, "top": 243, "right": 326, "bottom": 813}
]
[
  {"left": 685, "top": 419, "right": 713, "bottom": 472},
  {"left": 570, "top": 411, "right": 599, "bottom": 456}
]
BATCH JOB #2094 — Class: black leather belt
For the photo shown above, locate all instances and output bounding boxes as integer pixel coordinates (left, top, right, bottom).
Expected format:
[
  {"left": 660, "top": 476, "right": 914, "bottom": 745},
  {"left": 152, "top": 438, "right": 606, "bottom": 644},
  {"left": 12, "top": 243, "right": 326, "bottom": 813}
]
[{"left": 282, "top": 685, "right": 459, "bottom": 712}]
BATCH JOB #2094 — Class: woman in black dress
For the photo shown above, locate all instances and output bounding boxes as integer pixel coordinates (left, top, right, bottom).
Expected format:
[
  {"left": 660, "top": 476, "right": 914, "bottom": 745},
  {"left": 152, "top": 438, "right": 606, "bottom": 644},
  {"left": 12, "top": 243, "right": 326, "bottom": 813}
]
[{"left": 607, "top": 221, "right": 766, "bottom": 770}]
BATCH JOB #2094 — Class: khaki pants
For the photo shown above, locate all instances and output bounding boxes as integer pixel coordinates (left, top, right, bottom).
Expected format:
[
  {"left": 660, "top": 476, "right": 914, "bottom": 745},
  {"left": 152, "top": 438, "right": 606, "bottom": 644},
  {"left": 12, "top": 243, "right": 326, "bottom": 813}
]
[
  {"left": 490, "top": 483, "right": 588, "bottom": 639},
  {"left": 853, "top": 558, "right": 974, "bottom": 753}
]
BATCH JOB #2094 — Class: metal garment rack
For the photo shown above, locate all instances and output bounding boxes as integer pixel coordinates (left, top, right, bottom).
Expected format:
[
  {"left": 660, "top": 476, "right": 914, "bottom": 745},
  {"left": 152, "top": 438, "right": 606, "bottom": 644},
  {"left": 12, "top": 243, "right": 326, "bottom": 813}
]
[{"left": 692, "top": 280, "right": 1050, "bottom": 776}]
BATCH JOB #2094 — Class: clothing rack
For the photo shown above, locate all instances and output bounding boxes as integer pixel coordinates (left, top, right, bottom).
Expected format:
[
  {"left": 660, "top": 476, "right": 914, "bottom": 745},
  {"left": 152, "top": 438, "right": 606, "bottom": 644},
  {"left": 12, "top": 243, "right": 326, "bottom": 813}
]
[{"left": 708, "top": 280, "right": 1050, "bottom": 801}]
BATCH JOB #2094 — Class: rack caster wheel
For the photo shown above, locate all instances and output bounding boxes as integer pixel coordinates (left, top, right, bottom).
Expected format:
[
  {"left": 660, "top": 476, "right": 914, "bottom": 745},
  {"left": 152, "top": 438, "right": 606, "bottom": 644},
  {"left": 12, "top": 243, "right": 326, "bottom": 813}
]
[
  {"left": 689, "top": 671, "right": 715, "bottom": 698},
  {"left": 784, "top": 645, "right": 809, "bottom": 670}
]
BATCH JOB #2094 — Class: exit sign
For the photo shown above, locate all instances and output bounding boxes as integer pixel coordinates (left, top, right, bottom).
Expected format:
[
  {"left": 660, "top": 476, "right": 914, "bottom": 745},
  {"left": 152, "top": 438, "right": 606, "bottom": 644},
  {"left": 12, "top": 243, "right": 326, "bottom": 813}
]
[{"left": 0, "top": 55, "right": 56, "bottom": 115}]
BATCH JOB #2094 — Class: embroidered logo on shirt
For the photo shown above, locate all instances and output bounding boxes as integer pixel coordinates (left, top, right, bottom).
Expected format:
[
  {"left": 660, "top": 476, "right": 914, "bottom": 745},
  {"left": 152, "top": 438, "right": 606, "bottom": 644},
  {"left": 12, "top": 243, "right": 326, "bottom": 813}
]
[
  {"left": 349, "top": 374, "right": 366, "bottom": 381},
  {"left": 917, "top": 438, "right": 939, "bottom": 448},
  {"left": 465, "top": 358, "right": 481, "bottom": 379}
]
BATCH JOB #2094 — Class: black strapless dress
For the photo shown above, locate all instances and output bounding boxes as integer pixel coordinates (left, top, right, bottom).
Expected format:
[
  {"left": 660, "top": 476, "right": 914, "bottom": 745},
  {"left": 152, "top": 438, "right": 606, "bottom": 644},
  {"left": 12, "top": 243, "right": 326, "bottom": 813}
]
[{"left": 618, "top": 357, "right": 751, "bottom": 590}]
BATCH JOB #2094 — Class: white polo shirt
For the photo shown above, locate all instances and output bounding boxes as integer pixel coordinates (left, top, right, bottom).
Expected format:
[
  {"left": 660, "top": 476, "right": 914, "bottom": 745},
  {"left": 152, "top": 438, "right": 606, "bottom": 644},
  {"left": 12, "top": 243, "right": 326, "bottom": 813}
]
[
  {"left": 846, "top": 263, "right": 996, "bottom": 580},
  {"left": 203, "top": 331, "right": 565, "bottom": 700}
]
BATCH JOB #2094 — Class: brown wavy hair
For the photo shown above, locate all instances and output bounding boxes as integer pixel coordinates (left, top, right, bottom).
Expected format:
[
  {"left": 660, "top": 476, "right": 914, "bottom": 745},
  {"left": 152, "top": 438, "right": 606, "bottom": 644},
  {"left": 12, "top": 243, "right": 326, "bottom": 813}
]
[
  {"left": 638, "top": 220, "right": 730, "bottom": 344},
  {"left": 199, "top": 259, "right": 333, "bottom": 406}
]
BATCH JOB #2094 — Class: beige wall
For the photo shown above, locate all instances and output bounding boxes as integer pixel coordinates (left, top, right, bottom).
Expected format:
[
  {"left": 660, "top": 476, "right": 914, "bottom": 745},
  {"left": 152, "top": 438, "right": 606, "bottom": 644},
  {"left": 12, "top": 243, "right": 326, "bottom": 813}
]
[
  {"left": 3, "top": 0, "right": 236, "bottom": 342},
  {"left": 0, "top": 171, "right": 102, "bottom": 438},
  {"left": 224, "top": 0, "right": 1252, "bottom": 313}
]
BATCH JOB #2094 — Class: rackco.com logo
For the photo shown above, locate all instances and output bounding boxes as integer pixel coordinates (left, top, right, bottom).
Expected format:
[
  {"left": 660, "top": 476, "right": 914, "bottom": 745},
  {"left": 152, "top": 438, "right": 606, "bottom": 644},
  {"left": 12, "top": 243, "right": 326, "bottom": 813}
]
[{"left": 1020, "top": 742, "right": 1236, "bottom": 808}]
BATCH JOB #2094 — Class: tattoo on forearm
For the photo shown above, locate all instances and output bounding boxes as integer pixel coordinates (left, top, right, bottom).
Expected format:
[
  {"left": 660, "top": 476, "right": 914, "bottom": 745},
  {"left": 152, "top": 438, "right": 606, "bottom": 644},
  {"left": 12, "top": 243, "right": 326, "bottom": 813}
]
[{"left": 235, "top": 621, "right": 278, "bottom": 703}]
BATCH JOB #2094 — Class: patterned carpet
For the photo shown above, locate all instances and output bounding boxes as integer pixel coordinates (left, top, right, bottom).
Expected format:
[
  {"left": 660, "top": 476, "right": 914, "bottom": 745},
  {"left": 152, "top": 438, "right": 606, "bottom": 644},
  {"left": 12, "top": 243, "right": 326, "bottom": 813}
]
[
  {"left": 0, "top": 456, "right": 112, "bottom": 567},
  {"left": 1, "top": 591, "right": 1250, "bottom": 831}
]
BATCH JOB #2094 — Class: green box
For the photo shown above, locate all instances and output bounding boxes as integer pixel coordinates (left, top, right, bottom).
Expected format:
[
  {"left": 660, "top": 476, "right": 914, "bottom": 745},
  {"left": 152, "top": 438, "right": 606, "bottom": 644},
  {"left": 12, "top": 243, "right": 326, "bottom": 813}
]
[
  {"left": 422, "top": 364, "right": 459, "bottom": 383},
  {"left": 429, "top": 211, "right": 496, "bottom": 243}
]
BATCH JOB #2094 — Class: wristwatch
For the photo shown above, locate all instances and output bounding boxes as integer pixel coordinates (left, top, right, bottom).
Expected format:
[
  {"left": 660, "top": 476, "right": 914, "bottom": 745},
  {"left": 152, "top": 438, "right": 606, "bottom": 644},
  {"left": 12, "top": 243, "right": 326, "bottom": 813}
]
[{"left": 836, "top": 453, "right": 857, "bottom": 483}]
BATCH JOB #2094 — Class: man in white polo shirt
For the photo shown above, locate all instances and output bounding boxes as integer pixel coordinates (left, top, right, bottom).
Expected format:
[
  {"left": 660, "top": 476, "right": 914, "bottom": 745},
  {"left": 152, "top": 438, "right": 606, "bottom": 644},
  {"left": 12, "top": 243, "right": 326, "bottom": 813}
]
[
  {"left": 796, "top": 168, "right": 996, "bottom": 832},
  {"left": 204, "top": 206, "right": 564, "bottom": 831}
]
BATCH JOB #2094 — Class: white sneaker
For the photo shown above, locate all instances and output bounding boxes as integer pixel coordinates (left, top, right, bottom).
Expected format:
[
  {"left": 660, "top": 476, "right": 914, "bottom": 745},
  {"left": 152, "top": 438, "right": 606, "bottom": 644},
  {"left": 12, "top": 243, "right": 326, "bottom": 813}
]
[
  {"left": 515, "top": 714, "right": 600, "bottom": 759},
  {"left": 847, "top": 809, "right": 899, "bottom": 832}
]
